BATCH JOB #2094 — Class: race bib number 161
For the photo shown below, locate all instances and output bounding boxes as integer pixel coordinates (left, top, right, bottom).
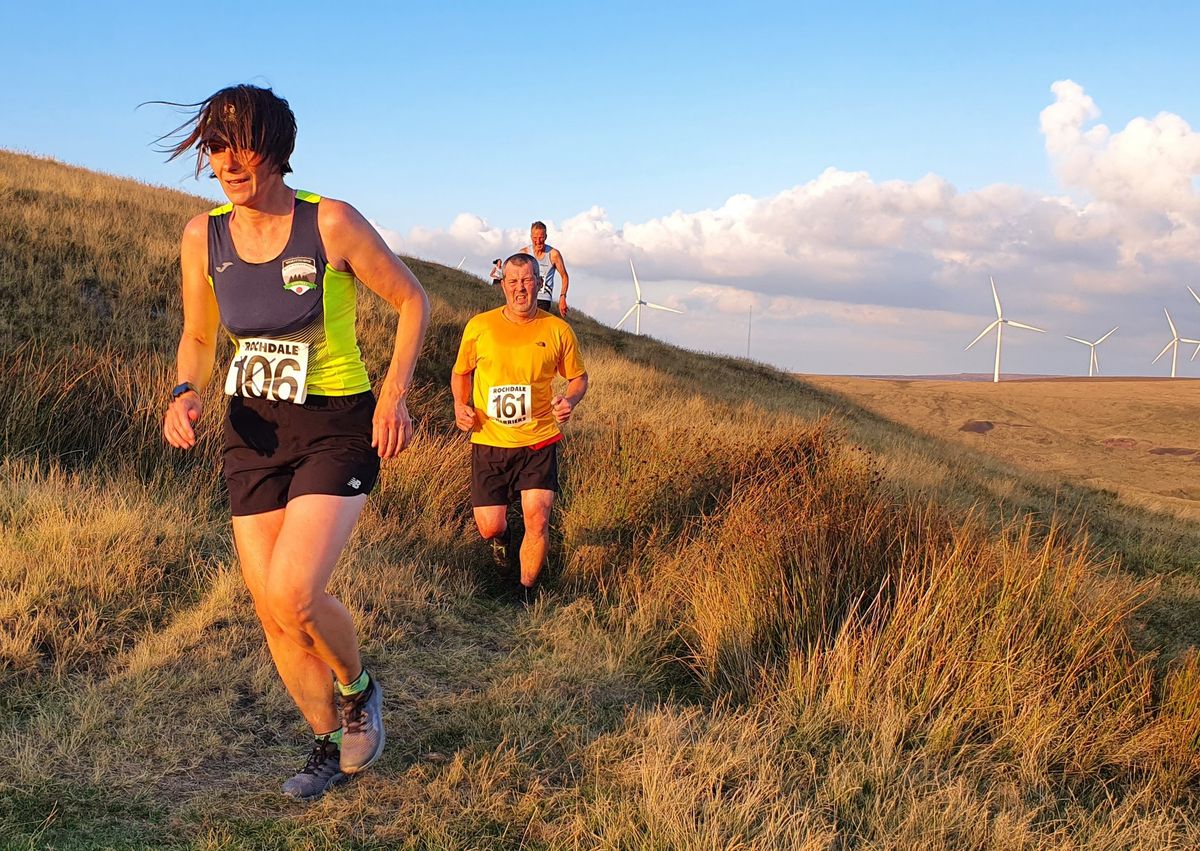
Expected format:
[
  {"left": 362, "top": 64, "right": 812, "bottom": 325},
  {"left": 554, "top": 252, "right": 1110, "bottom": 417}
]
[
  {"left": 224, "top": 337, "right": 310, "bottom": 404},
  {"left": 487, "top": 384, "right": 531, "bottom": 427}
]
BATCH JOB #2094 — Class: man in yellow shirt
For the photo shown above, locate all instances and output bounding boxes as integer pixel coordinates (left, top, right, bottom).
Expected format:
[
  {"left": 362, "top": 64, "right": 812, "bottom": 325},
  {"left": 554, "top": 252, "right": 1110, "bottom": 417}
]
[{"left": 451, "top": 253, "right": 589, "bottom": 600}]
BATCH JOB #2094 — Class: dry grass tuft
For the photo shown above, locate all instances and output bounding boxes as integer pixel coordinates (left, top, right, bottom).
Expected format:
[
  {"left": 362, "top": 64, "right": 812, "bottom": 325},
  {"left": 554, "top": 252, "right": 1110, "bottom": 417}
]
[{"left": 0, "top": 459, "right": 227, "bottom": 689}]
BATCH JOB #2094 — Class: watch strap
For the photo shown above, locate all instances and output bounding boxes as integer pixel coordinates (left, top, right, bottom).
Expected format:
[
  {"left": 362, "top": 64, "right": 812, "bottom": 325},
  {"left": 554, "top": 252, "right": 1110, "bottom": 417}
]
[{"left": 171, "top": 381, "right": 198, "bottom": 400}]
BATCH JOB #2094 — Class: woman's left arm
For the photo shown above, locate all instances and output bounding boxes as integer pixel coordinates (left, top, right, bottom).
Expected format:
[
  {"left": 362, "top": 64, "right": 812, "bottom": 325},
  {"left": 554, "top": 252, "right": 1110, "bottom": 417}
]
[{"left": 320, "top": 199, "right": 430, "bottom": 458}]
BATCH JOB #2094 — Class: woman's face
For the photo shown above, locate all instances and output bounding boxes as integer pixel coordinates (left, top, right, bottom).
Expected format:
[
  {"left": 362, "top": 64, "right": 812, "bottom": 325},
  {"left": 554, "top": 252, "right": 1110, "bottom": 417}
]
[{"left": 207, "top": 145, "right": 278, "bottom": 205}]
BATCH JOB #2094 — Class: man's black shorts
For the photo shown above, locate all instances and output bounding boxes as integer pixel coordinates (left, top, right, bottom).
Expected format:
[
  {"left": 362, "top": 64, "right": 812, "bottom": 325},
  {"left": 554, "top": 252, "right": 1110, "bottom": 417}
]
[
  {"left": 223, "top": 392, "right": 380, "bottom": 516},
  {"left": 537, "top": 299, "right": 553, "bottom": 313},
  {"left": 470, "top": 441, "right": 559, "bottom": 507}
]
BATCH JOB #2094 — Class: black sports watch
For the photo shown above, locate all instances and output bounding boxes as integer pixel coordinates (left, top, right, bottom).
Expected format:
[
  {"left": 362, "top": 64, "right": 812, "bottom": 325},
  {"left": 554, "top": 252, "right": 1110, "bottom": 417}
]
[{"left": 170, "top": 381, "right": 199, "bottom": 401}]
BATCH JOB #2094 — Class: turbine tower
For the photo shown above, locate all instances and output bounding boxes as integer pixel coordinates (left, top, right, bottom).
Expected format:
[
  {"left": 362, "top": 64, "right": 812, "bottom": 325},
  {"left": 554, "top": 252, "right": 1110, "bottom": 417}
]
[
  {"left": 1064, "top": 327, "right": 1118, "bottom": 377},
  {"left": 964, "top": 276, "right": 1045, "bottom": 383},
  {"left": 616, "top": 259, "right": 682, "bottom": 336},
  {"left": 746, "top": 304, "right": 752, "bottom": 358},
  {"left": 1152, "top": 309, "right": 1200, "bottom": 378}
]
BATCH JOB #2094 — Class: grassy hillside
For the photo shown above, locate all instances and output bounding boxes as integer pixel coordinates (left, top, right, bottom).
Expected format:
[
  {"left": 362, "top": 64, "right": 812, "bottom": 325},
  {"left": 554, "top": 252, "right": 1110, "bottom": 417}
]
[{"left": 2, "top": 150, "right": 1199, "bottom": 849}]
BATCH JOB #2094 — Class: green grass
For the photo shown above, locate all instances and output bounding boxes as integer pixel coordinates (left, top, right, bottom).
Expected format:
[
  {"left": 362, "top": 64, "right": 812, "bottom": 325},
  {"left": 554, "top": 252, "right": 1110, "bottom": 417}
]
[{"left": 2, "top": 149, "right": 1199, "bottom": 848}]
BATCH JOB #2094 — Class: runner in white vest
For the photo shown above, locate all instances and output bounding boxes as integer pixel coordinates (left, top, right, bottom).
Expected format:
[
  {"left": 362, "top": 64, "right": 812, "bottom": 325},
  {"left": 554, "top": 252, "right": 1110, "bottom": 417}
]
[{"left": 519, "top": 220, "right": 571, "bottom": 315}]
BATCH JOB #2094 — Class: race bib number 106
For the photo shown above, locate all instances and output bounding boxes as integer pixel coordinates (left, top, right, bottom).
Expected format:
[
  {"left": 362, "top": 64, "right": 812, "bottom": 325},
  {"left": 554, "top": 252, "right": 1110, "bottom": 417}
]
[
  {"left": 487, "top": 384, "right": 532, "bottom": 427},
  {"left": 224, "top": 337, "right": 310, "bottom": 404}
]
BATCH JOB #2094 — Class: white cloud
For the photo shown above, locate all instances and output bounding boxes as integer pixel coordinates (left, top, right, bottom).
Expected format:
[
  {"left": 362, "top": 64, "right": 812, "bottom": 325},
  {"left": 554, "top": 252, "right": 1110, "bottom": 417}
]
[
  {"left": 680, "top": 284, "right": 976, "bottom": 330},
  {"left": 1040, "top": 79, "right": 1200, "bottom": 264},
  {"left": 1042, "top": 79, "right": 1200, "bottom": 213},
  {"left": 374, "top": 81, "right": 1200, "bottom": 375}
]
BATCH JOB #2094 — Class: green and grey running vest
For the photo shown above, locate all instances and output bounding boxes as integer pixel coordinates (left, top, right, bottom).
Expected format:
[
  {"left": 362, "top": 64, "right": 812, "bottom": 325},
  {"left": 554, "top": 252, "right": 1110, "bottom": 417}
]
[{"left": 207, "top": 191, "right": 370, "bottom": 396}]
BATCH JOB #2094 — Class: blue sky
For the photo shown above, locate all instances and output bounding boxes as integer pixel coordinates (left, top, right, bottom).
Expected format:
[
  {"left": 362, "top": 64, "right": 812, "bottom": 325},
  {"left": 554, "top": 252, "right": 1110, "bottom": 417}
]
[{"left": 8, "top": 2, "right": 1200, "bottom": 376}]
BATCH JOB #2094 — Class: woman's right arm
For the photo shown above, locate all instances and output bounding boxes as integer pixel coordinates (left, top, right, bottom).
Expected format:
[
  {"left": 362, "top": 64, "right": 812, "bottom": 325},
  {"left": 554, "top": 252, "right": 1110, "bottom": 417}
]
[{"left": 163, "top": 213, "right": 220, "bottom": 451}]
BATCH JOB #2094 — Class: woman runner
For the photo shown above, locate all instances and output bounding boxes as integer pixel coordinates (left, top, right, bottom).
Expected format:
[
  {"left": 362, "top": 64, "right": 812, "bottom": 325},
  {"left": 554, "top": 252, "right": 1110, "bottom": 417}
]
[{"left": 160, "top": 85, "right": 429, "bottom": 799}]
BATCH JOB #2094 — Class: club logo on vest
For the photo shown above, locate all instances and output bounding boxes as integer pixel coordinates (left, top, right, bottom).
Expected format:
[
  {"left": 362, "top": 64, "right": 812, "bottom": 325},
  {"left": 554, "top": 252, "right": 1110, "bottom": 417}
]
[{"left": 281, "top": 256, "right": 319, "bottom": 295}]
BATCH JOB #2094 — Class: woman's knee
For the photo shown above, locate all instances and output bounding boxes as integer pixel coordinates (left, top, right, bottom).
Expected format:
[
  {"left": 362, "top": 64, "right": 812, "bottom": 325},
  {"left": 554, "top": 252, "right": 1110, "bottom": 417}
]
[
  {"left": 251, "top": 599, "right": 286, "bottom": 638},
  {"left": 242, "top": 577, "right": 286, "bottom": 637},
  {"left": 265, "top": 584, "right": 322, "bottom": 640}
]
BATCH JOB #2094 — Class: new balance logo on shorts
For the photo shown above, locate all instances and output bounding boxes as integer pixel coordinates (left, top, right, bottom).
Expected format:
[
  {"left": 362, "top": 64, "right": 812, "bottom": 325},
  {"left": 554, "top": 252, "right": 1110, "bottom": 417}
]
[{"left": 347, "top": 477, "right": 362, "bottom": 490}]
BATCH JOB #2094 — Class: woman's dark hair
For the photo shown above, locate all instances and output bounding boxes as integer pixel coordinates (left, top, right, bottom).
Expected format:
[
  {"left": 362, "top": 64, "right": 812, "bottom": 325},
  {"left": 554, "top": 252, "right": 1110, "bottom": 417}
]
[{"left": 153, "top": 85, "right": 297, "bottom": 177}]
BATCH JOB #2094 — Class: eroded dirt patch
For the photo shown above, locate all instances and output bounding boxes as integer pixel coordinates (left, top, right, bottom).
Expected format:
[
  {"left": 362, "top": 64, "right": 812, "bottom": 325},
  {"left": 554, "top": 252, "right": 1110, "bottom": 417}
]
[
  {"left": 960, "top": 420, "right": 993, "bottom": 433},
  {"left": 1149, "top": 447, "right": 1198, "bottom": 456},
  {"left": 1103, "top": 437, "right": 1138, "bottom": 449}
]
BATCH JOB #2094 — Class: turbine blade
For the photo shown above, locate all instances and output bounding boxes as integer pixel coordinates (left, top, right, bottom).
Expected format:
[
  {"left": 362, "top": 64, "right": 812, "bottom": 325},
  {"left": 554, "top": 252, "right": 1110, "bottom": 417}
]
[
  {"left": 1154, "top": 340, "right": 1174, "bottom": 363},
  {"left": 1192, "top": 343, "right": 1200, "bottom": 362},
  {"left": 616, "top": 304, "right": 638, "bottom": 329},
  {"left": 1166, "top": 308, "right": 1178, "bottom": 338},
  {"left": 1190, "top": 286, "right": 1200, "bottom": 306},
  {"left": 629, "top": 259, "right": 642, "bottom": 300},
  {"left": 990, "top": 276, "right": 1002, "bottom": 318},
  {"left": 965, "top": 320, "right": 1000, "bottom": 350},
  {"left": 1064, "top": 336, "right": 1090, "bottom": 345},
  {"left": 1095, "top": 326, "right": 1118, "bottom": 345},
  {"left": 644, "top": 302, "right": 683, "bottom": 314},
  {"left": 1005, "top": 320, "right": 1044, "bottom": 333}
]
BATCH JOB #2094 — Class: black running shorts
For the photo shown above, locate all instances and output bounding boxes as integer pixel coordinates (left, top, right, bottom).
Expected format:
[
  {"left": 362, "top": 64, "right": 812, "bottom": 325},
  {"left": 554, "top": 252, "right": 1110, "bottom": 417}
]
[
  {"left": 470, "top": 442, "right": 559, "bottom": 507},
  {"left": 223, "top": 392, "right": 381, "bottom": 516},
  {"left": 536, "top": 299, "right": 553, "bottom": 313}
]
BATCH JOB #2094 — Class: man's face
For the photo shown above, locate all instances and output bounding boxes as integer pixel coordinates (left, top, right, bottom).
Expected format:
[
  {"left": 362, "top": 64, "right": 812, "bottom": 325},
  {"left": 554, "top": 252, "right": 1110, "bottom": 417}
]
[
  {"left": 530, "top": 227, "right": 547, "bottom": 253},
  {"left": 501, "top": 261, "right": 541, "bottom": 316}
]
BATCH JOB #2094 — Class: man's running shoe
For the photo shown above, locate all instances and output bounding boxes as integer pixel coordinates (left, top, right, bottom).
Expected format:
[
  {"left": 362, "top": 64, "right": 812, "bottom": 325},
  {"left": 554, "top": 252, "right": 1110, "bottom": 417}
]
[
  {"left": 337, "top": 674, "right": 385, "bottom": 774},
  {"left": 521, "top": 582, "right": 545, "bottom": 608},
  {"left": 282, "top": 738, "right": 347, "bottom": 800},
  {"left": 490, "top": 529, "right": 512, "bottom": 573}
]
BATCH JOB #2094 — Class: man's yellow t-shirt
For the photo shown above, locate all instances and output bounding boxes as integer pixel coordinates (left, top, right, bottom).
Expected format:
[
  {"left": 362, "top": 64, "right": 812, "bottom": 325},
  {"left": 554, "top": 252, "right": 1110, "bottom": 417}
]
[{"left": 452, "top": 308, "right": 586, "bottom": 448}]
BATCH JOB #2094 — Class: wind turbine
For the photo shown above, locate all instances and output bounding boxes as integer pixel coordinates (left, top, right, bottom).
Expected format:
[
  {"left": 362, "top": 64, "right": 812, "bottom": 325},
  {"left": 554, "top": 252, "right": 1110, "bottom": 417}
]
[
  {"left": 455, "top": 256, "right": 466, "bottom": 270},
  {"left": 616, "top": 259, "right": 682, "bottom": 336},
  {"left": 1187, "top": 286, "right": 1200, "bottom": 360},
  {"left": 1065, "top": 327, "right": 1118, "bottom": 377},
  {"left": 964, "top": 276, "right": 1045, "bottom": 383},
  {"left": 1152, "top": 309, "right": 1200, "bottom": 377}
]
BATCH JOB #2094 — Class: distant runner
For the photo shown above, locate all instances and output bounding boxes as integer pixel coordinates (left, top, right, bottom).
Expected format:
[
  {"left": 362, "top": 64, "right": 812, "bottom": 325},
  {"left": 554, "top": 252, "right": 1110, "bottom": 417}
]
[
  {"left": 519, "top": 221, "right": 571, "bottom": 315},
  {"left": 451, "top": 253, "right": 588, "bottom": 601},
  {"left": 159, "top": 84, "right": 429, "bottom": 800}
]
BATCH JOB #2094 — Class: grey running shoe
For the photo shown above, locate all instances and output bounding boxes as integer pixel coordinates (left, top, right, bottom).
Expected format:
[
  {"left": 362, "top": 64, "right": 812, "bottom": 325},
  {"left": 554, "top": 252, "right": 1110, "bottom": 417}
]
[
  {"left": 337, "top": 674, "right": 385, "bottom": 774},
  {"left": 282, "top": 739, "right": 346, "bottom": 800}
]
